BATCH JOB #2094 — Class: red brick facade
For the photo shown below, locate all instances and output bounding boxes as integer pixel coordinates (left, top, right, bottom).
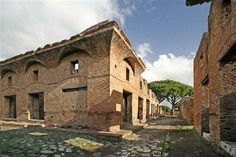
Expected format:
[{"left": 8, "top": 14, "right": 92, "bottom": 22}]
[
  {"left": 0, "top": 21, "right": 158, "bottom": 132},
  {"left": 189, "top": 0, "right": 236, "bottom": 143}
]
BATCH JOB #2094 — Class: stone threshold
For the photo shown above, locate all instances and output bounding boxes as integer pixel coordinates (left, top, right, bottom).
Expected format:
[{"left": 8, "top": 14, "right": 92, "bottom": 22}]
[
  {"left": 0, "top": 120, "right": 45, "bottom": 128},
  {"left": 221, "top": 141, "right": 236, "bottom": 157},
  {"left": 202, "top": 132, "right": 235, "bottom": 157}
]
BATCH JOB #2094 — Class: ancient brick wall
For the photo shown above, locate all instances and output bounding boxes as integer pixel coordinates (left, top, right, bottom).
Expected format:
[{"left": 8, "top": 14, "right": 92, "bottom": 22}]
[
  {"left": 180, "top": 97, "right": 194, "bottom": 125},
  {"left": 109, "top": 29, "right": 158, "bottom": 126},
  {"left": 193, "top": 0, "right": 236, "bottom": 142},
  {"left": 0, "top": 21, "right": 158, "bottom": 132}
]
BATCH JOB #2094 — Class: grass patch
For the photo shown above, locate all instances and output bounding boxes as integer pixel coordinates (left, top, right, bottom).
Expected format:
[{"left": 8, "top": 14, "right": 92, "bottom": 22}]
[
  {"left": 161, "top": 133, "right": 170, "bottom": 157},
  {"left": 176, "top": 125, "right": 194, "bottom": 130}
]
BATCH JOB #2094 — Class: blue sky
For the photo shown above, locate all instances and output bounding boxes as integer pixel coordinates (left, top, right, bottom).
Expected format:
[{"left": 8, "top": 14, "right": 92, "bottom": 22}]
[
  {"left": 0, "top": 0, "right": 210, "bottom": 86},
  {"left": 119, "top": 0, "right": 210, "bottom": 62}
]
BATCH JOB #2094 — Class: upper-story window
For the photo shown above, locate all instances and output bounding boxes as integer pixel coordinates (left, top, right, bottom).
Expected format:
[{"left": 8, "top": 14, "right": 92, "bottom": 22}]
[
  {"left": 126, "top": 68, "right": 130, "bottom": 81},
  {"left": 200, "top": 54, "right": 204, "bottom": 68},
  {"left": 33, "top": 70, "right": 39, "bottom": 81},
  {"left": 222, "top": 0, "right": 231, "bottom": 20},
  {"left": 8, "top": 76, "right": 12, "bottom": 86},
  {"left": 140, "top": 81, "right": 142, "bottom": 90},
  {"left": 71, "top": 60, "right": 79, "bottom": 74}
]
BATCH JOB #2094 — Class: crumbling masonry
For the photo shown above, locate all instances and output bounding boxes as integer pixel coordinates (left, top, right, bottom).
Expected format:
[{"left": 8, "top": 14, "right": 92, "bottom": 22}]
[
  {"left": 0, "top": 21, "right": 158, "bottom": 132},
  {"left": 186, "top": 0, "right": 236, "bottom": 144}
]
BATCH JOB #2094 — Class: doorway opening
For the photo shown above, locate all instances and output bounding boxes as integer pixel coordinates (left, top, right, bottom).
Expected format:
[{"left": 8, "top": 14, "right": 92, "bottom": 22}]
[
  {"left": 5, "top": 95, "right": 16, "bottom": 118},
  {"left": 29, "top": 93, "right": 44, "bottom": 120},
  {"left": 146, "top": 100, "right": 150, "bottom": 120},
  {"left": 220, "top": 91, "right": 236, "bottom": 141},
  {"left": 123, "top": 91, "right": 132, "bottom": 123},
  {"left": 138, "top": 97, "right": 143, "bottom": 120}
]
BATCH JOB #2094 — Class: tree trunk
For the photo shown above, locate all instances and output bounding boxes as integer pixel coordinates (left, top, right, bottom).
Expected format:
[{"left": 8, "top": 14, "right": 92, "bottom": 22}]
[{"left": 172, "top": 104, "right": 175, "bottom": 116}]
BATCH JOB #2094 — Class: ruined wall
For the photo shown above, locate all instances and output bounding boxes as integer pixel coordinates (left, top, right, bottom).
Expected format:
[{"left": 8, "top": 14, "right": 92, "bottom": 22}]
[
  {"left": 180, "top": 97, "right": 194, "bottom": 125},
  {"left": 194, "top": 32, "right": 209, "bottom": 134},
  {"left": 193, "top": 0, "right": 236, "bottom": 142}
]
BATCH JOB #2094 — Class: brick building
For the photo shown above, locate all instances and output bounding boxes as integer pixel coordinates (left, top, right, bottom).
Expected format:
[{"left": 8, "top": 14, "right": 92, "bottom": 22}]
[
  {"left": 0, "top": 21, "right": 158, "bottom": 132},
  {"left": 186, "top": 0, "right": 236, "bottom": 144},
  {"left": 180, "top": 97, "right": 194, "bottom": 125}
]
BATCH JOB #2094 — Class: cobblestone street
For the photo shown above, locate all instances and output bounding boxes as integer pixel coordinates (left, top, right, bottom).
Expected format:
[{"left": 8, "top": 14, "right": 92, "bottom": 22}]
[{"left": 0, "top": 117, "right": 222, "bottom": 157}]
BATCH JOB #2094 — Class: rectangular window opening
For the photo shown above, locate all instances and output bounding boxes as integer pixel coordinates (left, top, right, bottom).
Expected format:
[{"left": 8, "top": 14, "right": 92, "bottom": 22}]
[
  {"left": 8, "top": 76, "right": 12, "bottom": 86},
  {"left": 140, "top": 81, "right": 142, "bottom": 90},
  {"left": 33, "top": 70, "right": 39, "bottom": 81},
  {"left": 62, "top": 86, "right": 87, "bottom": 93},
  {"left": 126, "top": 68, "right": 130, "bottom": 81},
  {"left": 71, "top": 60, "right": 79, "bottom": 74}
]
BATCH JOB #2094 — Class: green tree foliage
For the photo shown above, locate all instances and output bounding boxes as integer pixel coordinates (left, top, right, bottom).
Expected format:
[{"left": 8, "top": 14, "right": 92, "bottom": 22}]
[
  {"left": 148, "top": 80, "right": 193, "bottom": 110},
  {"left": 161, "top": 106, "right": 171, "bottom": 113}
]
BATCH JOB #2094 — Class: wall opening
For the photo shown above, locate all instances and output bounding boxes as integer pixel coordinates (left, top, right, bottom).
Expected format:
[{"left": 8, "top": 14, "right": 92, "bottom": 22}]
[
  {"left": 71, "top": 60, "right": 79, "bottom": 74},
  {"left": 5, "top": 95, "right": 16, "bottom": 118},
  {"left": 219, "top": 42, "right": 236, "bottom": 141},
  {"left": 146, "top": 100, "right": 150, "bottom": 120},
  {"left": 29, "top": 93, "right": 44, "bottom": 120},
  {"left": 123, "top": 91, "right": 132, "bottom": 123},
  {"left": 220, "top": 91, "right": 236, "bottom": 142},
  {"left": 201, "top": 77, "right": 210, "bottom": 134},
  {"left": 33, "top": 70, "right": 38, "bottom": 81},
  {"left": 138, "top": 97, "right": 143, "bottom": 120},
  {"left": 8, "top": 76, "right": 12, "bottom": 86},
  {"left": 140, "top": 81, "right": 142, "bottom": 90},
  {"left": 126, "top": 68, "right": 130, "bottom": 81},
  {"left": 201, "top": 107, "right": 210, "bottom": 133},
  {"left": 222, "top": 0, "right": 231, "bottom": 21}
]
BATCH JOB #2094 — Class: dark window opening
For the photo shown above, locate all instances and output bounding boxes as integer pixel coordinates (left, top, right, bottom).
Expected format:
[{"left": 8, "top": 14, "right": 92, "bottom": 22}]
[
  {"left": 33, "top": 70, "right": 38, "bottom": 81},
  {"left": 220, "top": 43, "right": 236, "bottom": 66},
  {"left": 62, "top": 86, "right": 87, "bottom": 92},
  {"left": 202, "top": 75, "right": 209, "bottom": 86},
  {"left": 220, "top": 92, "right": 236, "bottom": 141},
  {"left": 5, "top": 95, "right": 16, "bottom": 118},
  {"left": 223, "top": 0, "right": 231, "bottom": 5},
  {"left": 8, "top": 76, "right": 12, "bottom": 86},
  {"left": 126, "top": 68, "right": 130, "bottom": 81},
  {"left": 29, "top": 93, "right": 44, "bottom": 120},
  {"left": 140, "top": 81, "right": 142, "bottom": 90},
  {"left": 71, "top": 60, "right": 79, "bottom": 74},
  {"left": 222, "top": 0, "right": 231, "bottom": 19}
]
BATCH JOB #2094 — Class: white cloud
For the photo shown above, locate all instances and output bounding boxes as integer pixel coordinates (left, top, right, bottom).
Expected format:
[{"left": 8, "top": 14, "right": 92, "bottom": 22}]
[
  {"left": 137, "top": 42, "right": 153, "bottom": 58},
  {"left": 137, "top": 42, "right": 194, "bottom": 86},
  {"left": 0, "top": 0, "right": 134, "bottom": 61},
  {"left": 143, "top": 53, "right": 194, "bottom": 86},
  {"left": 121, "top": 0, "right": 136, "bottom": 15}
]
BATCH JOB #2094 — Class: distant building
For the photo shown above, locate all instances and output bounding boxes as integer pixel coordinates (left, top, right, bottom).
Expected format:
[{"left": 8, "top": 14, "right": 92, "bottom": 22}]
[{"left": 0, "top": 21, "right": 158, "bottom": 132}]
